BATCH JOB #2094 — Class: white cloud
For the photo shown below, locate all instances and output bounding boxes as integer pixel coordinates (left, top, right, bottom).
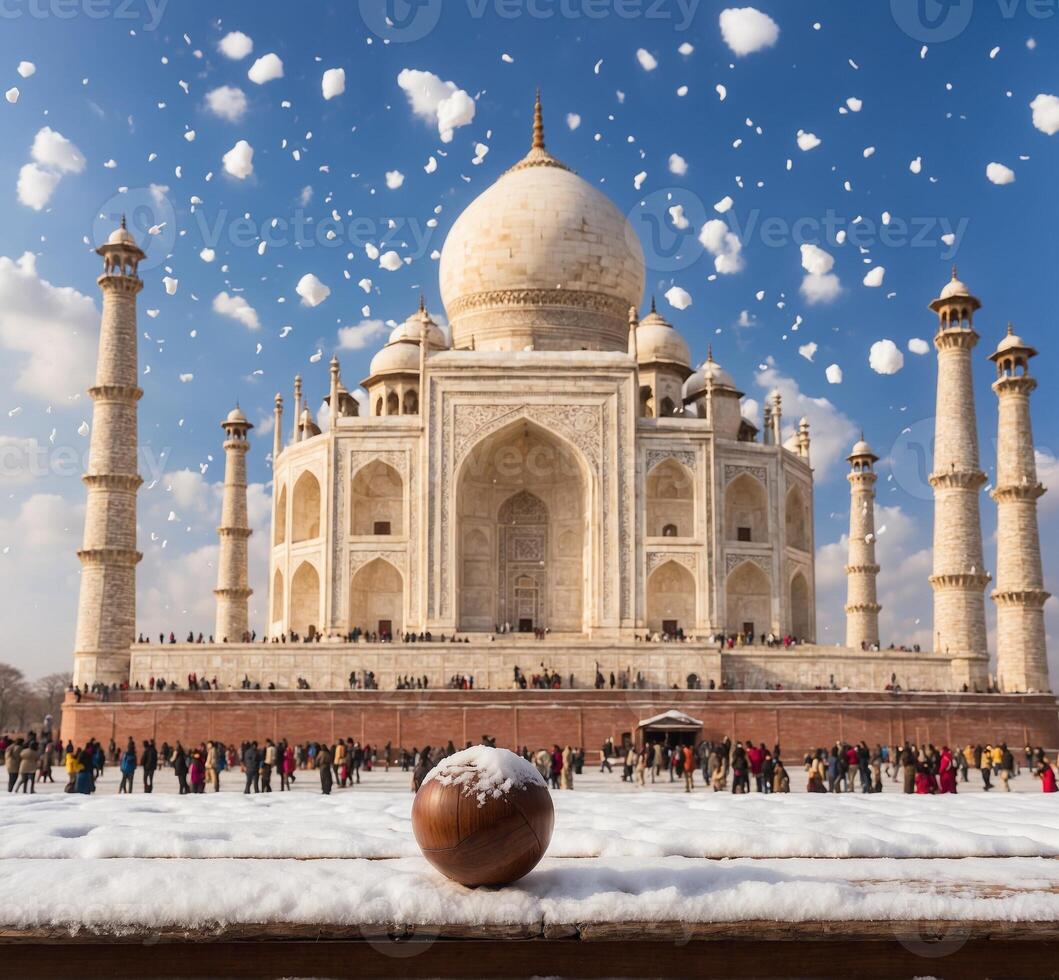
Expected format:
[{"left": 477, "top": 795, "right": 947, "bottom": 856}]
[
  {"left": 17, "top": 163, "right": 60, "bottom": 210},
  {"left": 322, "top": 68, "right": 346, "bottom": 101},
  {"left": 200, "top": 248, "right": 215, "bottom": 263},
  {"left": 863, "top": 266, "right": 886, "bottom": 288},
  {"left": 664, "top": 286, "right": 692, "bottom": 310},
  {"left": 668, "top": 153, "right": 688, "bottom": 176},
  {"left": 567, "top": 113, "right": 581, "bottom": 131},
  {"left": 247, "top": 53, "right": 284, "bottom": 85},
  {"left": 222, "top": 139, "right": 254, "bottom": 179},
  {"left": 397, "top": 69, "right": 476, "bottom": 143},
  {"left": 698, "top": 219, "right": 744, "bottom": 275},
  {"left": 869, "top": 339, "right": 904, "bottom": 375},
  {"left": 379, "top": 250, "right": 403, "bottom": 272},
  {"left": 636, "top": 48, "right": 658, "bottom": 71},
  {"left": 1036, "top": 449, "right": 1059, "bottom": 513},
  {"left": 385, "top": 170, "right": 405, "bottom": 190},
  {"left": 986, "top": 162, "right": 1015, "bottom": 185},
  {"left": 796, "top": 130, "right": 822, "bottom": 151},
  {"left": 296, "top": 273, "right": 330, "bottom": 307},
  {"left": 798, "top": 342, "right": 818, "bottom": 362},
  {"left": 1030, "top": 93, "right": 1059, "bottom": 136},
  {"left": 31, "top": 127, "right": 86, "bottom": 173},
  {"left": 755, "top": 361, "right": 857, "bottom": 480},
  {"left": 800, "top": 244, "right": 841, "bottom": 304},
  {"left": 205, "top": 85, "right": 247, "bottom": 122},
  {"left": 825, "top": 363, "right": 843, "bottom": 384},
  {"left": 218, "top": 31, "right": 253, "bottom": 59},
  {"left": 17, "top": 61, "right": 35, "bottom": 78},
  {"left": 0, "top": 252, "right": 98, "bottom": 400},
  {"left": 6, "top": 87, "right": 18, "bottom": 104},
  {"left": 337, "top": 319, "right": 387, "bottom": 351},
  {"left": 212, "top": 291, "right": 260, "bottom": 330},
  {"left": 908, "top": 338, "right": 931, "bottom": 355},
  {"left": 719, "top": 7, "right": 780, "bottom": 56}
]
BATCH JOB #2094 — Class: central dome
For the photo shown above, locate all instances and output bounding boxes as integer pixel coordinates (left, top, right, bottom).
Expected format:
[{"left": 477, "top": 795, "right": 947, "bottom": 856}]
[{"left": 439, "top": 95, "right": 645, "bottom": 353}]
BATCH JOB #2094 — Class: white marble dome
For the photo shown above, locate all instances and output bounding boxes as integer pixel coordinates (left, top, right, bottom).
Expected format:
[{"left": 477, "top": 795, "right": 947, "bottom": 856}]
[
  {"left": 684, "top": 354, "right": 738, "bottom": 400},
  {"left": 636, "top": 308, "right": 690, "bottom": 367},
  {"left": 439, "top": 99, "right": 644, "bottom": 353},
  {"left": 369, "top": 339, "right": 423, "bottom": 377}
]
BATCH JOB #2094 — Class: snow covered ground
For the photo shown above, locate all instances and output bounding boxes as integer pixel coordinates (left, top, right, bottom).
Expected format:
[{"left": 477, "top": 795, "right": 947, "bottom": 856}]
[
  {"left": 2, "top": 790, "right": 1058, "bottom": 861},
  {"left": 3, "top": 774, "right": 1056, "bottom": 934}
]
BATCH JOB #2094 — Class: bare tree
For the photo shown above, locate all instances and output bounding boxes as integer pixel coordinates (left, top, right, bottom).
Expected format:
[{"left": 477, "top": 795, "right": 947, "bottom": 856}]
[
  {"left": 0, "top": 664, "right": 29, "bottom": 733},
  {"left": 34, "top": 672, "right": 72, "bottom": 733}
]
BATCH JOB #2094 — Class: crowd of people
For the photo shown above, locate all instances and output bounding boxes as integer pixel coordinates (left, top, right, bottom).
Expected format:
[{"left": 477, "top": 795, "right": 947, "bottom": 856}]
[{"left": 6, "top": 727, "right": 1057, "bottom": 798}]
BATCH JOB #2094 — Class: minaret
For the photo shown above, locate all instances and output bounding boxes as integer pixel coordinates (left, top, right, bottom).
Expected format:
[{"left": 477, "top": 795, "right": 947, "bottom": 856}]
[
  {"left": 272, "top": 394, "right": 283, "bottom": 465},
  {"left": 292, "top": 375, "right": 303, "bottom": 443},
  {"left": 990, "top": 326, "right": 1051, "bottom": 692},
  {"left": 797, "top": 418, "right": 811, "bottom": 460},
  {"left": 845, "top": 437, "right": 882, "bottom": 651},
  {"left": 73, "top": 219, "right": 144, "bottom": 688},
  {"left": 928, "top": 269, "right": 990, "bottom": 683},
  {"left": 214, "top": 406, "right": 253, "bottom": 643},
  {"left": 329, "top": 356, "right": 340, "bottom": 428}
]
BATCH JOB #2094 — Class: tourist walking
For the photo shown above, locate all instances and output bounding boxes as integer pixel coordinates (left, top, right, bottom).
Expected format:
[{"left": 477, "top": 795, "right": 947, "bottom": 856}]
[
  {"left": 243, "top": 742, "right": 262, "bottom": 794},
  {"left": 118, "top": 740, "right": 137, "bottom": 794},
  {"left": 173, "top": 743, "right": 190, "bottom": 794},
  {"left": 17, "top": 741, "right": 40, "bottom": 794},
  {"left": 318, "top": 744, "right": 334, "bottom": 795},
  {"left": 141, "top": 740, "right": 157, "bottom": 793},
  {"left": 5, "top": 737, "right": 22, "bottom": 793}
]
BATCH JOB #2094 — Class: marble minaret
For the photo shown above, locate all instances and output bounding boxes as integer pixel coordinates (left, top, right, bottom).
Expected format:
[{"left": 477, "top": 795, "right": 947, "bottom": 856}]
[
  {"left": 73, "top": 220, "right": 144, "bottom": 688},
  {"left": 928, "top": 270, "right": 990, "bottom": 687},
  {"left": 214, "top": 407, "right": 253, "bottom": 643},
  {"left": 845, "top": 438, "right": 882, "bottom": 651},
  {"left": 990, "top": 326, "right": 1051, "bottom": 692}
]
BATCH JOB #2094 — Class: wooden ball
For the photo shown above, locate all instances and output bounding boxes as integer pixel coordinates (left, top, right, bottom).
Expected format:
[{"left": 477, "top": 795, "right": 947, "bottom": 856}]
[{"left": 412, "top": 773, "right": 554, "bottom": 887}]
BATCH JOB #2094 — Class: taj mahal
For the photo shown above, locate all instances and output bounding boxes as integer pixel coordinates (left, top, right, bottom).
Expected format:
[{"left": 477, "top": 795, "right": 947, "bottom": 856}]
[{"left": 69, "top": 97, "right": 1052, "bottom": 706}]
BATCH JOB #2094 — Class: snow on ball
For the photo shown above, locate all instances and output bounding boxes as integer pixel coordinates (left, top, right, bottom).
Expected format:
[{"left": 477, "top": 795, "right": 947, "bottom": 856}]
[{"left": 411, "top": 746, "right": 553, "bottom": 887}]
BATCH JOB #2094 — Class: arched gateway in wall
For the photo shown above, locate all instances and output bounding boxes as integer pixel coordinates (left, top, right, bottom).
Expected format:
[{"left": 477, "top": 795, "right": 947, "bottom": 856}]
[{"left": 456, "top": 419, "right": 588, "bottom": 633}]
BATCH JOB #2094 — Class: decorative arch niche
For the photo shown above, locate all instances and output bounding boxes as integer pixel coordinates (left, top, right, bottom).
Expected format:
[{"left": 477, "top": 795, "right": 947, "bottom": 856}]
[
  {"left": 790, "top": 571, "right": 812, "bottom": 641},
  {"left": 646, "top": 560, "right": 696, "bottom": 636},
  {"left": 349, "top": 558, "right": 404, "bottom": 639},
  {"left": 291, "top": 472, "right": 321, "bottom": 543},
  {"left": 646, "top": 458, "right": 694, "bottom": 538},
  {"left": 785, "top": 485, "right": 811, "bottom": 552},
  {"left": 351, "top": 461, "right": 404, "bottom": 536},
  {"left": 726, "top": 560, "right": 771, "bottom": 637},
  {"left": 274, "top": 485, "right": 287, "bottom": 546},
  {"left": 289, "top": 562, "right": 320, "bottom": 637},
  {"left": 725, "top": 473, "right": 768, "bottom": 543}
]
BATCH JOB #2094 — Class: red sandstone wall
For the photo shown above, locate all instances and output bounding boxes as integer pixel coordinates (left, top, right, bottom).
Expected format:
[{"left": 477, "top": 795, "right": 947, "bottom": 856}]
[{"left": 60, "top": 691, "right": 1059, "bottom": 756}]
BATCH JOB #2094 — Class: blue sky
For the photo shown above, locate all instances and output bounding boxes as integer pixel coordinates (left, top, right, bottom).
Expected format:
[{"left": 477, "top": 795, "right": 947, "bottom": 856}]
[{"left": 0, "top": 0, "right": 1056, "bottom": 678}]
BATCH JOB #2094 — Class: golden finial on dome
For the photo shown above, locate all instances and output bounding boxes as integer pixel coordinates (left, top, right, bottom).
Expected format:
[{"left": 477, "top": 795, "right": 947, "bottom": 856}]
[
  {"left": 707, "top": 344, "right": 714, "bottom": 362},
  {"left": 533, "top": 89, "right": 545, "bottom": 151}
]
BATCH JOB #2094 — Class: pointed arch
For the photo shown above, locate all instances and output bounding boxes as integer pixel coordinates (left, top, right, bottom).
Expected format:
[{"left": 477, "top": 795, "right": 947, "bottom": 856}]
[
  {"left": 725, "top": 473, "right": 768, "bottom": 543},
  {"left": 646, "top": 560, "right": 696, "bottom": 636},
  {"left": 274, "top": 484, "right": 287, "bottom": 546},
  {"left": 289, "top": 562, "right": 320, "bottom": 637},
  {"left": 351, "top": 460, "right": 404, "bottom": 536},
  {"left": 790, "top": 571, "right": 811, "bottom": 641},
  {"left": 726, "top": 560, "right": 771, "bottom": 637},
  {"left": 785, "top": 484, "right": 810, "bottom": 552},
  {"left": 349, "top": 557, "right": 403, "bottom": 639},
  {"left": 646, "top": 458, "right": 695, "bottom": 538},
  {"left": 291, "top": 471, "right": 321, "bottom": 543},
  {"left": 271, "top": 568, "right": 284, "bottom": 626}
]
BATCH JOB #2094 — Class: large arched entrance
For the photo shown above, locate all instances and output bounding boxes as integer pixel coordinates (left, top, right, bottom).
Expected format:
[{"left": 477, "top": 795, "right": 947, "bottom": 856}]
[
  {"left": 457, "top": 419, "right": 587, "bottom": 633},
  {"left": 289, "top": 562, "right": 320, "bottom": 637},
  {"left": 646, "top": 561, "right": 696, "bottom": 636},
  {"left": 349, "top": 558, "right": 404, "bottom": 639}
]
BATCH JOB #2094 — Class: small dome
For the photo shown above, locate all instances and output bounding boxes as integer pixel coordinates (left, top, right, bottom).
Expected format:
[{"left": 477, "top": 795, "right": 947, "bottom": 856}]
[
  {"left": 995, "top": 324, "right": 1028, "bottom": 354},
  {"left": 388, "top": 303, "right": 448, "bottom": 349},
  {"left": 684, "top": 352, "right": 737, "bottom": 400},
  {"left": 851, "top": 439, "right": 874, "bottom": 457},
  {"left": 636, "top": 306, "right": 690, "bottom": 367},
  {"left": 369, "top": 340, "right": 422, "bottom": 376},
  {"left": 940, "top": 276, "right": 969, "bottom": 300},
  {"left": 226, "top": 406, "right": 248, "bottom": 424}
]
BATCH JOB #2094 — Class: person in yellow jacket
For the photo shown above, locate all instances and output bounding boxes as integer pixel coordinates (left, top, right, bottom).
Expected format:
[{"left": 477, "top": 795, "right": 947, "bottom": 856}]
[{"left": 64, "top": 748, "right": 82, "bottom": 792}]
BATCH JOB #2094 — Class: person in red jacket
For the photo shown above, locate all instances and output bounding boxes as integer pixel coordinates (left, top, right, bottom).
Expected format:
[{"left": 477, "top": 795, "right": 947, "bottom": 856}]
[
  {"left": 1037, "top": 759, "right": 1058, "bottom": 793},
  {"left": 747, "top": 743, "right": 765, "bottom": 792},
  {"left": 682, "top": 744, "right": 695, "bottom": 793},
  {"left": 938, "top": 747, "right": 958, "bottom": 794}
]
